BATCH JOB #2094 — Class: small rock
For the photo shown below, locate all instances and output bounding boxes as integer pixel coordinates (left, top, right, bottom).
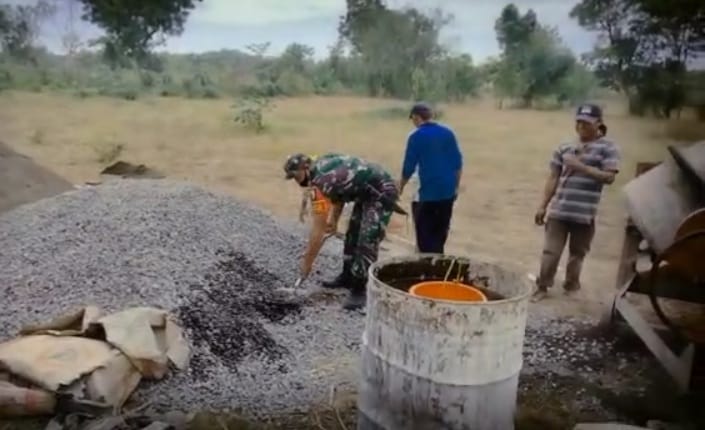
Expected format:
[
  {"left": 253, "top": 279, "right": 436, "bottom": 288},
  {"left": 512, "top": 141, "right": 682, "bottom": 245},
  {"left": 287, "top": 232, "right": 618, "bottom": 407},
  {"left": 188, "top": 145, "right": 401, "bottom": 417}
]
[{"left": 153, "top": 411, "right": 189, "bottom": 430}]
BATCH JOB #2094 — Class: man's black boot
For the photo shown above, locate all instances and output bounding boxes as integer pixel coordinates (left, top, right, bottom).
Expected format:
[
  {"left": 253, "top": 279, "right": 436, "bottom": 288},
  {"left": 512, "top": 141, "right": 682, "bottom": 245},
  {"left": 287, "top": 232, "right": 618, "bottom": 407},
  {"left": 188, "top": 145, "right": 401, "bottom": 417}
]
[
  {"left": 321, "top": 261, "right": 351, "bottom": 289},
  {"left": 342, "top": 277, "right": 366, "bottom": 311}
]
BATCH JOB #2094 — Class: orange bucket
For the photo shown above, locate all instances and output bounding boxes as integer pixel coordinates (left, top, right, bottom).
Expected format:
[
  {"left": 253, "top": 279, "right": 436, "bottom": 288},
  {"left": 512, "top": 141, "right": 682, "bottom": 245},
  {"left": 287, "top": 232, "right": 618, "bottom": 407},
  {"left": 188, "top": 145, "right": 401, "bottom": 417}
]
[{"left": 409, "top": 281, "right": 488, "bottom": 302}]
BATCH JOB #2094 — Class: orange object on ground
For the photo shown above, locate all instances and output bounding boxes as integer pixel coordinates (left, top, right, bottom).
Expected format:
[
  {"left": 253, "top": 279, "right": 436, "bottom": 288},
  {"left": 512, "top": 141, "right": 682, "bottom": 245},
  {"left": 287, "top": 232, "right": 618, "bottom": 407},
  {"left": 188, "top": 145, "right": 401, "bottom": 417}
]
[{"left": 409, "top": 281, "right": 487, "bottom": 302}]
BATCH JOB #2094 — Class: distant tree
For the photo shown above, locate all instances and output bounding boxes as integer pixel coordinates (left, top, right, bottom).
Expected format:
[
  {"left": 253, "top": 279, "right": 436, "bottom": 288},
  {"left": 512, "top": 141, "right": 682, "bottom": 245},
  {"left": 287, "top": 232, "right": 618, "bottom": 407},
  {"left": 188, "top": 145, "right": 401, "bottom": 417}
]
[
  {"left": 338, "top": 0, "right": 451, "bottom": 98},
  {"left": 61, "top": 0, "right": 84, "bottom": 56},
  {"left": 0, "top": 0, "right": 55, "bottom": 61},
  {"left": 494, "top": 4, "right": 537, "bottom": 54},
  {"left": 571, "top": 0, "right": 705, "bottom": 117},
  {"left": 634, "top": 0, "right": 705, "bottom": 64},
  {"left": 493, "top": 5, "right": 579, "bottom": 108},
  {"left": 278, "top": 43, "right": 315, "bottom": 74},
  {"left": 569, "top": 0, "right": 644, "bottom": 94},
  {"left": 434, "top": 54, "right": 480, "bottom": 102},
  {"left": 338, "top": 0, "right": 386, "bottom": 53},
  {"left": 78, "top": 0, "right": 202, "bottom": 64}
]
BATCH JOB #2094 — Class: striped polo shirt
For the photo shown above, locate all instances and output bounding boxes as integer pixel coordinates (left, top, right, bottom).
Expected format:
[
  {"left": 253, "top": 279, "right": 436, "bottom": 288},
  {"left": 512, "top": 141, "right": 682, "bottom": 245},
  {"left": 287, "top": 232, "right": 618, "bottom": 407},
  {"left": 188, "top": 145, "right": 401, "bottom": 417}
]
[{"left": 547, "top": 137, "right": 620, "bottom": 224}]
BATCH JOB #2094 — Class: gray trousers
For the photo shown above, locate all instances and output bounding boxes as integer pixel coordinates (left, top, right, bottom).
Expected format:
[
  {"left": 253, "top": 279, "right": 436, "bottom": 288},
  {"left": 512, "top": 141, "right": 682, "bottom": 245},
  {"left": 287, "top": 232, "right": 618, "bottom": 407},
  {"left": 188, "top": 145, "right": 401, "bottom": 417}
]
[{"left": 536, "top": 218, "right": 595, "bottom": 291}]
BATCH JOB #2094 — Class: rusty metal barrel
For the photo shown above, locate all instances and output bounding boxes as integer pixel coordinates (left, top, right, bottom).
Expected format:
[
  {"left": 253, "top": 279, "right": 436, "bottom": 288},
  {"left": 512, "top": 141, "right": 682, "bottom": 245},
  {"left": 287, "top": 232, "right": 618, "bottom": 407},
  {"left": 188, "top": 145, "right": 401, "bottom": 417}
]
[{"left": 357, "top": 254, "right": 532, "bottom": 430}]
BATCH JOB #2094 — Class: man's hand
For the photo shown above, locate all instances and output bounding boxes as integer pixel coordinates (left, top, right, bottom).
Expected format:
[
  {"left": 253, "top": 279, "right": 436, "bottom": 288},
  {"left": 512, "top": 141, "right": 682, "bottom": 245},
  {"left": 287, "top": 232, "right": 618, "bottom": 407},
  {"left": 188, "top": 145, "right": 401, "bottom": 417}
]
[
  {"left": 562, "top": 154, "right": 586, "bottom": 171},
  {"left": 534, "top": 207, "right": 547, "bottom": 226},
  {"left": 300, "top": 257, "right": 313, "bottom": 280},
  {"left": 397, "top": 179, "right": 406, "bottom": 195},
  {"left": 563, "top": 153, "right": 616, "bottom": 184}
]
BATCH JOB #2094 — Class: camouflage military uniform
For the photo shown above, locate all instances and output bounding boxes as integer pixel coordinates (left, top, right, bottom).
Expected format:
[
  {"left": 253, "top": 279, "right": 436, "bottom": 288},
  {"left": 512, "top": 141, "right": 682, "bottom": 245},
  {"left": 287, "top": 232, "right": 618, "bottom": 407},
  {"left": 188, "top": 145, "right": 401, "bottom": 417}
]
[{"left": 310, "top": 154, "right": 398, "bottom": 282}]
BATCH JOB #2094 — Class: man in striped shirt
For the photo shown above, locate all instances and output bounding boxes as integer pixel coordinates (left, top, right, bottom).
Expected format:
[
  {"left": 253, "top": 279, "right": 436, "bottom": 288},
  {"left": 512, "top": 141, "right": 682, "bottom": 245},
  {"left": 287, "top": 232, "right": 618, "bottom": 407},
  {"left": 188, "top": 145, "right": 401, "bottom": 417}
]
[{"left": 532, "top": 103, "right": 620, "bottom": 301}]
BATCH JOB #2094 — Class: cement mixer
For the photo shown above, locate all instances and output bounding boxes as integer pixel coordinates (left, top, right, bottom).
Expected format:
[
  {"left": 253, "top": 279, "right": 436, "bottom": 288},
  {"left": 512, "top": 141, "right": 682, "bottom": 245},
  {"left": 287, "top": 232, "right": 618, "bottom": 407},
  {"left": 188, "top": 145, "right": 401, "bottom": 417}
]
[{"left": 606, "top": 141, "right": 705, "bottom": 393}]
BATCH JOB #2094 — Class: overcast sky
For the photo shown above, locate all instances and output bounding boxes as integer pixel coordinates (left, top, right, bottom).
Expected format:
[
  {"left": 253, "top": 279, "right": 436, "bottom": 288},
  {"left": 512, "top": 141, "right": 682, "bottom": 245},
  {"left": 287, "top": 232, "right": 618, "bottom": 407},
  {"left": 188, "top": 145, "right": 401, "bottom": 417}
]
[{"left": 31, "top": 0, "right": 595, "bottom": 61}]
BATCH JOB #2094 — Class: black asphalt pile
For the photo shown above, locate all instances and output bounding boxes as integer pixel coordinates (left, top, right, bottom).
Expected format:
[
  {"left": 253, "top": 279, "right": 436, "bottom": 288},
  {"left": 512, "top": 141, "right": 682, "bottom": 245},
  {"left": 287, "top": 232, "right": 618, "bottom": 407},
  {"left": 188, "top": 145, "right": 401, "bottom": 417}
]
[{"left": 176, "top": 249, "right": 303, "bottom": 376}]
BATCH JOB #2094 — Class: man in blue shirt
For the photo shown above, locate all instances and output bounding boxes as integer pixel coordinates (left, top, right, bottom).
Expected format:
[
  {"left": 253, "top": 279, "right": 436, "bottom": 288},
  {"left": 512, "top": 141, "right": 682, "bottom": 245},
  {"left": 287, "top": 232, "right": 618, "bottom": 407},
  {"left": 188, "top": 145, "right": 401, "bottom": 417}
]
[{"left": 398, "top": 102, "right": 463, "bottom": 254}]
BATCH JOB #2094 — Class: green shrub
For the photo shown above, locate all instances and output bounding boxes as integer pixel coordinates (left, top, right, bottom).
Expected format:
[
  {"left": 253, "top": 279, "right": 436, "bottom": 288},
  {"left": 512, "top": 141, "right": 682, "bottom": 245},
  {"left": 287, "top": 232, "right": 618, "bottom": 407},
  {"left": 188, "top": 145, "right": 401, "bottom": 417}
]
[
  {"left": 140, "top": 72, "right": 156, "bottom": 89},
  {"left": 275, "top": 70, "right": 314, "bottom": 96},
  {"left": 201, "top": 86, "right": 220, "bottom": 99},
  {"left": 532, "top": 97, "right": 564, "bottom": 111},
  {"left": 98, "top": 84, "right": 139, "bottom": 101},
  {"left": 118, "top": 89, "right": 138, "bottom": 100},
  {"left": 232, "top": 96, "right": 273, "bottom": 133},
  {"left": 0, "top": 68, "right": 13, "bottom": 92},
  {"left": 74, "top": 88, "right": 98, "bottom": 98},
  {"left": 311, "top": 68, "right": 342, "bottom": 95},
  {"left": 556, "top": 65, "right": 597, "bottom": 106},
  {"left": 364, "top": 106, "right": 409, "bottom": 119}
]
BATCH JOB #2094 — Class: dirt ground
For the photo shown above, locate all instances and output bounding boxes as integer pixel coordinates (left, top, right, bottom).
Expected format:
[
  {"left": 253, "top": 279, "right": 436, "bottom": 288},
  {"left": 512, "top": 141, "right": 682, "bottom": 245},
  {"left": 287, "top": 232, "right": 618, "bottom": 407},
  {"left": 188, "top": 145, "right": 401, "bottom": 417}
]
[{"left": 0, "top": 90, "right": 691, "bottom": 317}]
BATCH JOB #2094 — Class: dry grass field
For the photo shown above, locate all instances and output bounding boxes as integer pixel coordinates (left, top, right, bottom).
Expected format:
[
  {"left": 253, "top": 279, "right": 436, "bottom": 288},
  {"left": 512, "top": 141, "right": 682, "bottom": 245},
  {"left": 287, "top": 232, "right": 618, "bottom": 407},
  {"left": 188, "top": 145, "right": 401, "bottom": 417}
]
[{"left": 1, "top": 90, "right": 701, "bottom": 317}]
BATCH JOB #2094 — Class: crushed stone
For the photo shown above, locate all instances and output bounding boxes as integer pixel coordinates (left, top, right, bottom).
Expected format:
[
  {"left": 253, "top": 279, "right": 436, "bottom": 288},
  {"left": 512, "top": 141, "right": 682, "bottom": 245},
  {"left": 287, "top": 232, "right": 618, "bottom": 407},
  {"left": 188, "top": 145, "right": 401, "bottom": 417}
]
[
  {"left": 0, "top": 179, "right": 358, "bottom": 417},
  {"left": 0, "top": 179, "right": 655, "bottom": 421}
]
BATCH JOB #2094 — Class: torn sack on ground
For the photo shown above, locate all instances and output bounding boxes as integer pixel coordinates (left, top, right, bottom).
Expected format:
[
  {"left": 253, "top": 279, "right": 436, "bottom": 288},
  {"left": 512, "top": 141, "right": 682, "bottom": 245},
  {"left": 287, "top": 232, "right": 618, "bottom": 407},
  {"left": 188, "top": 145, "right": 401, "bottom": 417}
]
[{"left": 0, "top": 306, "right": 190, "bottom": 417}]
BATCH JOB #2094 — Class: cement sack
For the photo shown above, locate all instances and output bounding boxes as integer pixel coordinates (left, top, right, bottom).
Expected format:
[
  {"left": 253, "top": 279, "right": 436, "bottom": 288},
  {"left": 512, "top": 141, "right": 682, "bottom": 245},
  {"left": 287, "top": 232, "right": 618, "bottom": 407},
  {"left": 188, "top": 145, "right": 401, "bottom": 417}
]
[{"left": 0, "top": 306, "right": 189, "bottom": 410}]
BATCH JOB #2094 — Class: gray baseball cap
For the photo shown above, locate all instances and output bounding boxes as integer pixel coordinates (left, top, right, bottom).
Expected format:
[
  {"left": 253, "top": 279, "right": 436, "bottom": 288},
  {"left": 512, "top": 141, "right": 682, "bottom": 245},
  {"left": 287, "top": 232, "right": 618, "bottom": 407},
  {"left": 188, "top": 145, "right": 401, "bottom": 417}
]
[{"left": 575, "top": 103, "right": 603, "bottom": 123}]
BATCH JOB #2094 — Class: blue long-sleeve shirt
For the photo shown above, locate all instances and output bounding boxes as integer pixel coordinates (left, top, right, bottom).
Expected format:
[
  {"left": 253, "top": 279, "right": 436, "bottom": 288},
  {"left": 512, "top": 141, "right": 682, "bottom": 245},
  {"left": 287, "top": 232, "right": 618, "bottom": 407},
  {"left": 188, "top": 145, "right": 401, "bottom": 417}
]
[{"left": 402, "top": 122, "right": 463, "bottom": 202}]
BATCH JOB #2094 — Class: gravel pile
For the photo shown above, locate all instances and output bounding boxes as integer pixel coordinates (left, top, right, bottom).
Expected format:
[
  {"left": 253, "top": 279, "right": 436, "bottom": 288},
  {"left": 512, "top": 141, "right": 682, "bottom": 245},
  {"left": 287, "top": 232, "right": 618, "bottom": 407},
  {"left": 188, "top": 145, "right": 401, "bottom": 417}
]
[
  {"left": 0, "top": 179, "right": 363, "bottom": 416},
  {"left": 0, "top": 179, "right": 653, "bottom": 420}
]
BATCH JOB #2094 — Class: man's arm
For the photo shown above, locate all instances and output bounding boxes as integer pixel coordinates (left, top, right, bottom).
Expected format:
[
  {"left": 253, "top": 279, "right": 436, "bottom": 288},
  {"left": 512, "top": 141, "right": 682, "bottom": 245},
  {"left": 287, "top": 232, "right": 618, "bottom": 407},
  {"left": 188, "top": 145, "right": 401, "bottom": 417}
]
[
  {"left": 539, "top": 170, "right": 560, "bottom": 210},
  {"left": 534, "top": 169, "right": 560, "bottom": 226},
  {"left": 399, "top": 134, "right": 419, "bottom": 194},
  {"left": 327, "top": 201, "right": 345, "bottom": 232},
  {"left": 450, "top": 130, "right": 463, "bottom": 194},
  {"left": 563, "top": 141, "right": 621, "bottom": 184},
  {"left": 564, "top": 155, "right": 617, "bottom": 184},
  {"left": 300, "top": 197, "right": 330, "bottom": 278},
  {"left": 593, "top": 142, "right": 621, "bottom": 184},
  {"left": 535, "top": 149, "right": 562, "bottom": 225},
  {"left": 582, "top": 165, "right": 616, "bottom": 184},
  {"left": 298, "top": 189, "right": 310, "bottom": 223}
]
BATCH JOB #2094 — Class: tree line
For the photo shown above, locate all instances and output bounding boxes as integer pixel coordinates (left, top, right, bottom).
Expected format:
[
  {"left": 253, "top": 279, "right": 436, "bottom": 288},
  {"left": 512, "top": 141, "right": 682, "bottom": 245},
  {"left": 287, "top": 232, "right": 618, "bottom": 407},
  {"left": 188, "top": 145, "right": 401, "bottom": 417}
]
[{"left": 0, "top": 0, "right": 703, "bottom": 119}]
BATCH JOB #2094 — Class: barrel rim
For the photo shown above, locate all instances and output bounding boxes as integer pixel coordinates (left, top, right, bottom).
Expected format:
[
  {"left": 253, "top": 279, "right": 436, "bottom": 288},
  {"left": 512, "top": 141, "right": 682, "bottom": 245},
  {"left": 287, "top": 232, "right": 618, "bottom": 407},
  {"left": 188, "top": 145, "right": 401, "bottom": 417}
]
[{"left": 368, "top": 253, "right": 534, "bottom": 306}]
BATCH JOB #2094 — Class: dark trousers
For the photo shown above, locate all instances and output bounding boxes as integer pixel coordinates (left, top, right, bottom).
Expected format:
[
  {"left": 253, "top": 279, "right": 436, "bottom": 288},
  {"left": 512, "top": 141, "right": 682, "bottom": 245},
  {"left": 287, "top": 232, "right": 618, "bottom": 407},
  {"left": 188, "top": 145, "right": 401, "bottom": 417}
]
[{"left": 411, "top": 198, "right": 455, "bottom": 254}]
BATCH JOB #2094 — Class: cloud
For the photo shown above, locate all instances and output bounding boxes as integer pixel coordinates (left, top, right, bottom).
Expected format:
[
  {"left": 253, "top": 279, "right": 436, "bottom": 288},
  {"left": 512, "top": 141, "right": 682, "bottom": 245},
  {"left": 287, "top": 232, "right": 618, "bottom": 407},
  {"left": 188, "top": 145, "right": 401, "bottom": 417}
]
[
  {"left": 191, "top": 0, "right": 344, "bottom": 26},
  {"left": 32, "top": 0, "right": 594, "bottom": 61}
]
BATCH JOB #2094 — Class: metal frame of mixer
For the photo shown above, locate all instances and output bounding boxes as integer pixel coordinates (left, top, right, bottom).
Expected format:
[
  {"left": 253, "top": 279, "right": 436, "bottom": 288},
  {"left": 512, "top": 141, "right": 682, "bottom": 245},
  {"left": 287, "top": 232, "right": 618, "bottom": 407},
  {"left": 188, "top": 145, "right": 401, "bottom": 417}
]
[{"left": 606, "top": 147, "right": 705, "bottom": 393}]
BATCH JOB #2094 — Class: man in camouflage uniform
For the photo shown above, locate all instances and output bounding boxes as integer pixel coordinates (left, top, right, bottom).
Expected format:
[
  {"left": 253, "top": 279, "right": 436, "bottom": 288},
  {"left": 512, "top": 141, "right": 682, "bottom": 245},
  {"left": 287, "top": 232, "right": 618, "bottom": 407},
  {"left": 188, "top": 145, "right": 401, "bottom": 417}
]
[{"left": 284, "top": 153, "right": 401, "bottom": 310}]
